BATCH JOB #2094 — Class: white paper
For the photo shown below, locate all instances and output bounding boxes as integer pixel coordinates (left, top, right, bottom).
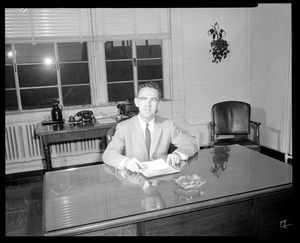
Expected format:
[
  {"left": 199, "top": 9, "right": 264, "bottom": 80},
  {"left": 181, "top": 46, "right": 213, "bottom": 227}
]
[
  {"left": 139, "top": 159, "right": 180, "bottom": 178},
  {"left": 97, "top": 117, "right": 116, "bottom": 124}
]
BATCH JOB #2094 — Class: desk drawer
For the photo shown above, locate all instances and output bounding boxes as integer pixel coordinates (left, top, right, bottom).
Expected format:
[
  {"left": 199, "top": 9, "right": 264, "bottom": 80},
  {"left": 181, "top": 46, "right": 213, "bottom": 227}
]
[
  {"left": 259, "top": 191, "right": 293, "bottom": 239},
  {"left": 145, "top": 201, "right": 253, "bottom": 236}
]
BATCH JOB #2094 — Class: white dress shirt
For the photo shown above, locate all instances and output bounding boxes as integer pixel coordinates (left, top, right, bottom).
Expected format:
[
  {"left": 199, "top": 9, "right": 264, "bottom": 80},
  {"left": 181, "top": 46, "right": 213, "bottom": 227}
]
[{"left": 137, "top": 114, "right": 154, "bottom": 140}]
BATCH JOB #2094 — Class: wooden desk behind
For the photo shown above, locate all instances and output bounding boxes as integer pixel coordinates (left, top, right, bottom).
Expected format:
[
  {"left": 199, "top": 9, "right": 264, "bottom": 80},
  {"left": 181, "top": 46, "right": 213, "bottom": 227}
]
[
  {"left": 43, "top": 145, "right": 293, "bottom": 238},
  {"left": 35, "top": 120, "right": 116, "bottom": 171}
]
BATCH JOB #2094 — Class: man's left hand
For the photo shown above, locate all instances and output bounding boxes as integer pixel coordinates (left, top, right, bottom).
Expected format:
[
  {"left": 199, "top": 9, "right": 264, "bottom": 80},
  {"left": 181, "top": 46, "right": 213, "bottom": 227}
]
[{"left": 166, "top": 153, "right": 180, "bottom": 166}]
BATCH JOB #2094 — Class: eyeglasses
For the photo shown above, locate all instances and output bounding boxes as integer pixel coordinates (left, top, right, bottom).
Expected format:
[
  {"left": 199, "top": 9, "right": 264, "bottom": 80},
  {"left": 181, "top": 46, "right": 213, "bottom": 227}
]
[{"left": 138, "top": 97, "right": 160, "bottom": 103}]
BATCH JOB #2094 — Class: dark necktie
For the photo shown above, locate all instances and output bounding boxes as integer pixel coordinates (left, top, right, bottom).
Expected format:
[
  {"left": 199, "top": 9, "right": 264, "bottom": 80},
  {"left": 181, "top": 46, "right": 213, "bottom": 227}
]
[{"left": 145, "top": 123, "right": 151, "bottom": 156}]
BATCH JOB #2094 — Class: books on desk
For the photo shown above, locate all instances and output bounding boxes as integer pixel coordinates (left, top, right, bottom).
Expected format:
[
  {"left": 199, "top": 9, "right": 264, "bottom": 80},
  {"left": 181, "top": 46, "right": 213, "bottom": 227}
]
[{"left": 140, "top": 159, "right": 180, "bottom": 178}]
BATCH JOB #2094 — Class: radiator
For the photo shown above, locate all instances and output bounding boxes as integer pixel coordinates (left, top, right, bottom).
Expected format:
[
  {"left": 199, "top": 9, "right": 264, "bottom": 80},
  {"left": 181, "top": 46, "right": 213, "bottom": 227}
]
[
  {"left": 5, "top": 121, "right": 103, "bottom": 173},
  {"left": 5, "top": 122, "right": 40, "bottom": 163}
]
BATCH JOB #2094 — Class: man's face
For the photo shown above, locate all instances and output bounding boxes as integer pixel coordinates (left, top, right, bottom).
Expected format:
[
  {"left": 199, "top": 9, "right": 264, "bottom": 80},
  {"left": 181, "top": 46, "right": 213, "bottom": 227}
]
[{"left": 134, "top": 87, "right": 161, "bottom": 121}]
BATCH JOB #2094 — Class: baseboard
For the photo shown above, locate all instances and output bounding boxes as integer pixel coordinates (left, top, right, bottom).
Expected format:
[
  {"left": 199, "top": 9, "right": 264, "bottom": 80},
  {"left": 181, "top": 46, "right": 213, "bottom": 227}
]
[
  {"left": 260, "top": 146, "right": 286, "bottom": 162},
  {"left": 6, "top": 169, "right": 45, "bottom": 185},
  {"left": 200, "top": 145, "right": 288, "bottom": 163}
]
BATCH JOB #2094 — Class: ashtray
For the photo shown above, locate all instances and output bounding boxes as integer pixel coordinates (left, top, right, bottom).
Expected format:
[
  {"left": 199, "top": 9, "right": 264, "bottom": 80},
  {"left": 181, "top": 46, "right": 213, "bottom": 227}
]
[
  {"left": 173, "top": 174, "right": 206, "bottom": 190},
  {"left": 173, "top": 188, "right": 204, "bottom": 201}
]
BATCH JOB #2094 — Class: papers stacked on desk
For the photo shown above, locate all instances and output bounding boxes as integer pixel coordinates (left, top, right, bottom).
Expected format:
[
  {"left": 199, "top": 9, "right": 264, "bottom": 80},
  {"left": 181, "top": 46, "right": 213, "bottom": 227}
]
[
  {"left": 140, "top": 159, "right": 180, "bottom": 178},
  {"left": 97, "top": 117, "right": 117, "bottom": 124}
]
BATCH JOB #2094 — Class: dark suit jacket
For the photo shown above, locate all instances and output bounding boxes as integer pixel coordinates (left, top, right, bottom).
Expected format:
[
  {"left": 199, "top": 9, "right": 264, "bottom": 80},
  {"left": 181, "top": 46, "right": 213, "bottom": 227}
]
[{"left": 102, "top": 115, "right": 198, "bottom": 168}]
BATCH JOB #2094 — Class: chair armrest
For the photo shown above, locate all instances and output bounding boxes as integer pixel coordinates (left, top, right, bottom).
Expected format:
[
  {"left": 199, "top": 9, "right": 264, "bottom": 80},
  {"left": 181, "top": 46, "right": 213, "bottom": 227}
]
[
  {"left": 250, "top": 120, "right": 260, "bottom": 143},
  {"left": 250, "top": 120, "right": 261, "bottom": 127},
  {"left": 209, "top": 121, "right": 215, "bottom": 127},
  {"left": 209, "top": 121, "right": 216, "bottom": 146}
]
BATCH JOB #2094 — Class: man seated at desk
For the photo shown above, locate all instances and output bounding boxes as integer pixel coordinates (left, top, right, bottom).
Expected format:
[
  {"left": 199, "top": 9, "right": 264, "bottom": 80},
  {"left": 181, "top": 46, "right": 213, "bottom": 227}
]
[{"left": 102, "top": 82, "right": 198, "bottom": 173}]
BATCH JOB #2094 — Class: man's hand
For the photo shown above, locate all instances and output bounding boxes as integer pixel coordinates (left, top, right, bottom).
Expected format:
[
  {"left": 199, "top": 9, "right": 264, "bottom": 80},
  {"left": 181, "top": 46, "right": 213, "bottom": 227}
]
[
  {"left": 166, "top": 153, "right": 180, "bottom": 167},
  {"left": 127, "top": 173, "right": 146, "bottom": 186},
  {"left": 124, "top": 158, "right": 143, "bottom": 173}
]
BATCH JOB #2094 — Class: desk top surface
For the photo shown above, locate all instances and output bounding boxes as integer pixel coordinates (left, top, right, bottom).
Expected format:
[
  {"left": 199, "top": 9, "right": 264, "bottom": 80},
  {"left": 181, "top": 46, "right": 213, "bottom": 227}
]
[
  {"left": 43, "top": 145, "right": 292, "bottom": 234},
  {"left": 35, "top": 119, "right": 116, "bottom": 136}
]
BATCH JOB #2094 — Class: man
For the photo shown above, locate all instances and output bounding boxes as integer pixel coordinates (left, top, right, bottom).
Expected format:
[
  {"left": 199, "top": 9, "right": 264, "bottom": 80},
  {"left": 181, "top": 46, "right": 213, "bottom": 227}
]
[
  {"left": 103, "top": 164, "right": 168, "bottom": 212},
  {"left": 102, "top": 82, "right": 198, "bottom": 173}
]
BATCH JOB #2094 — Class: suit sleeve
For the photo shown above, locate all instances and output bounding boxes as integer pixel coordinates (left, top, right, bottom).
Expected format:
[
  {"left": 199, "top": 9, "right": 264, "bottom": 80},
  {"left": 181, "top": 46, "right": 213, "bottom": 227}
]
[
  {"left": 102, "top": 123, "right": 128, "bottom": 169},
  {"left": 169, "top": 121, "right": 198, "bottom": 159}
]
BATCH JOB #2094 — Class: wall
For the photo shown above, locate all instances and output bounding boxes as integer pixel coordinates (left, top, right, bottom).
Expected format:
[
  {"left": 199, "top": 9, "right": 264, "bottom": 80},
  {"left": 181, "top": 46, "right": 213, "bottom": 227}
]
[
  {"left": 160, "top": 8, "right": 251, "bottom": 145},
  {"left": 250, "top": 4, "right": 291, "bottom": 153},
  {"left": 161, "top": 5, "right": 291, "bottom": 153}
]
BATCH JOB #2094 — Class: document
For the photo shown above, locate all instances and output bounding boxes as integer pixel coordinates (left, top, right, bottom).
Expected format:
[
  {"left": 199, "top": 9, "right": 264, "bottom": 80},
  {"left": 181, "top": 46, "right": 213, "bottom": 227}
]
[
  {"left": 139, "top": 159, "right": 180, "bottom": 178},
  {"left": 97, "top": 117, "right": 117, "bottom": 124}
]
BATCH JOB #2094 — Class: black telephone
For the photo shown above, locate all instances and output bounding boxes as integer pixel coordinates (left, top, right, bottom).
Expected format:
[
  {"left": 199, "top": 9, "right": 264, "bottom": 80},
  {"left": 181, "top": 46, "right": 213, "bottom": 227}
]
[
  {"left": 69, "top": 110, "right": 95, "bottom": 124},
  {"left": 117, "top": 103, "right": 138, "bottom": 116}
]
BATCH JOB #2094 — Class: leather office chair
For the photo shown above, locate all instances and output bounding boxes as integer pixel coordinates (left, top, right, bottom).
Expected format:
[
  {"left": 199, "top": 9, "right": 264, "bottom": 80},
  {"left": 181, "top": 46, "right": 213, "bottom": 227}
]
[{"left": 209, "top": 101, "right": 261, "bottom": 152}]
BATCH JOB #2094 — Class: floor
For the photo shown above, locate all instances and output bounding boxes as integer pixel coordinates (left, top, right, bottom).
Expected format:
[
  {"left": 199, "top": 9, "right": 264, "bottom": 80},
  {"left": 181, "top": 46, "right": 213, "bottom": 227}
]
[
  {"left": 5, "top": 148, "right": 292, "bottom": 237},
  {"left": 6, "top": 175, "right": 43, "bottom": 236}
]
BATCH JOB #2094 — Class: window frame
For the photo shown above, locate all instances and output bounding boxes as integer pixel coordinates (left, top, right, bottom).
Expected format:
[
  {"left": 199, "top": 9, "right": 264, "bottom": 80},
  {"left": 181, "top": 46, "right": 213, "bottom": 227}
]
[
  {"left": 5, "top": 42, "right": 92, "bottom": 112},
  {"left": 105, "top": 39, "right": 166, "bottom": 102},
  {"left": 5, "top": 38, "right": 171, "bottom": 113},
  {"left": 94, "top": 38, "right": 171, "bottom": 105}
]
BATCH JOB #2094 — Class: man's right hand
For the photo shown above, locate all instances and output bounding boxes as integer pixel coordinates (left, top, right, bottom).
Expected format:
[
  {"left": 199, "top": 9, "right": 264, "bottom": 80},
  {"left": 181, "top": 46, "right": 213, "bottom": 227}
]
[{"left": 124, "top": 158, "right": 143, "bottom": 173}]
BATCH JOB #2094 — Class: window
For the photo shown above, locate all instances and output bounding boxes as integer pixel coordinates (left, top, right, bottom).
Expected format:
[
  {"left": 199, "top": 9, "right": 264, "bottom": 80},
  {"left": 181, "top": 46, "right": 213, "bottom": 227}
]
[
  {"left": 58, "top": 43, "right": 90, "bottom": 106},
  {"left": 5, "top": 42, "right": 90, "bottom": 111},
  {"left": 5, "top": 44, "right": 17, "bottom": 111},
  {"left": 5, "top": 9, "right": 171, "bottom": 110},
  {"left": 105, "top": 39, "right": 163, "bottom": 102}
]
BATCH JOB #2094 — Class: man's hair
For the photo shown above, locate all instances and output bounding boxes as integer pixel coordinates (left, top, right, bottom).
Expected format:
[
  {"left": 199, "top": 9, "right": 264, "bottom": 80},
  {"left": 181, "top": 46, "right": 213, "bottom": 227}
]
[{"left": 137, "top": 82, "right": 162, "bottom": 99}]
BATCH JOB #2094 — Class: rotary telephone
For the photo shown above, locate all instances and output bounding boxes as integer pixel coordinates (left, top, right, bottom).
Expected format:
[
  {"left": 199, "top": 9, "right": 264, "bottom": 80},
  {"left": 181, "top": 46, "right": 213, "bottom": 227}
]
[{"left": 69, "top": 110, "right": 95, "bottom": 124}]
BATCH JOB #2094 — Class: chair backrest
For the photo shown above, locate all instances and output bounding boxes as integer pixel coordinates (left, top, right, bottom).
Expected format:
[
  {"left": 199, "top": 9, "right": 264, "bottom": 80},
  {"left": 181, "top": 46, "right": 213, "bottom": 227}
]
[
  {"left": 106, "top": 125, "right": 116, "bottom": 145},
  {"left": 212, "top": 101, "right": 251, "bottom": 135}
]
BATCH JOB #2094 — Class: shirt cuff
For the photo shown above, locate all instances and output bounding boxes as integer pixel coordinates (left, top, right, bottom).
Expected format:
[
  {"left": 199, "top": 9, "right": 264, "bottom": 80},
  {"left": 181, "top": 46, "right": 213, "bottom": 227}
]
[
  {"left": 117, "top": 158, "right": 128, "bottom": 170},
  {"left": 172, "top": 151, "right": 187, "bottom": 160}
]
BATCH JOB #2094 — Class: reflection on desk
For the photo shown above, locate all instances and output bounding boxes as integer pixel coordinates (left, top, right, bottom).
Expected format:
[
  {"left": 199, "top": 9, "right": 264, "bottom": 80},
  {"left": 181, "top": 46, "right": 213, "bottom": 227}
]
[{"left": 43, "top": 145, "right": 293, "bottom": 237}]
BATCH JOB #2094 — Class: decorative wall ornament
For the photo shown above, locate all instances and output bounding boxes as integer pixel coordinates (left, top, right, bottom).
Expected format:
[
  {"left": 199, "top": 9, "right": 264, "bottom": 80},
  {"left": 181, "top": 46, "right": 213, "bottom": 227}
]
[{"left": 208, "top": 22, "right": 230, "bottom": 63}]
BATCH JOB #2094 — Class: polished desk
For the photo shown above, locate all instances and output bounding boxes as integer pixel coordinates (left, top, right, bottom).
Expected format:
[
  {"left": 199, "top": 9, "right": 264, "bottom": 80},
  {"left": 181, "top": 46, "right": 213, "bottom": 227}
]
[
  {"left": 35, "top": 120, "right": 117, "bottom": 171},
  {"left": 43, "top": 145, "right": 293, "bottom": 237}
]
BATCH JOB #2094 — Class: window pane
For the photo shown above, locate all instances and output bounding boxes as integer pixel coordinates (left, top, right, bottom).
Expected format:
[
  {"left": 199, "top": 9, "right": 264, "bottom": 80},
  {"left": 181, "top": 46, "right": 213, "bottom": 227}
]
[
  {"left": 5, "top": 44, "right": 13, "bottom": 64},
  {"left": 5, "top": 90, "right": 18, "bottom": 111},
  {"left": 5, "top": 66, "right": 15, "bottom": 88},
  {"left": 60, "top": 63, "right": 89, "bottom": 85},
  {"left": 62, "top": 85, "right": 91, "bottom": 106},
  {"left": 137, "top": 59, "right": 162, "bottom": 80},
  {"left": 108, "top": 83, "right": 134, "bottom": 102},
  {"left": 15, "top": 43, "right": 55, "bottom": 64},
  {"left": 18, "top": 64, "right": 57, "bottom": 87},
  {"left": 136, "top": 40, "right": 162, "bottom": 58},
  {"left": 20, "top": 88, "right": 59, "bottom": 110},
  {"left": 105, "top": 41, "right": 132, "bottom": 60},
  {"left": 58, "top": 43, "right": 88, "bottom": 62},
  {"left": 106, "top": 61, "right": 133, "bottom": 82}
]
